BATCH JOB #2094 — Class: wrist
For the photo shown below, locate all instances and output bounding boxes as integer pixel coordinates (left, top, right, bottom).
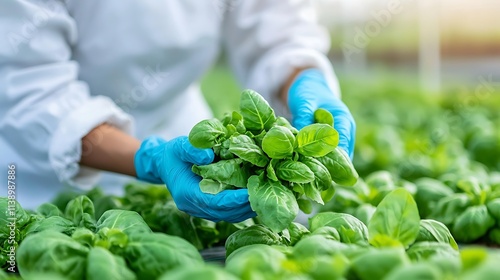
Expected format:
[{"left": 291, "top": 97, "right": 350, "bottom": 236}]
[{"left": 134, "top": 136, "right": 167, "bottom": 184}]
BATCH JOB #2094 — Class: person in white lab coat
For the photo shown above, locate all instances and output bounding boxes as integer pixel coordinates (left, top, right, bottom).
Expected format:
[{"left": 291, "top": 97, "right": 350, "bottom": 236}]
[{"left": 0, "top": 0, "right": 355, "bottom": 222}]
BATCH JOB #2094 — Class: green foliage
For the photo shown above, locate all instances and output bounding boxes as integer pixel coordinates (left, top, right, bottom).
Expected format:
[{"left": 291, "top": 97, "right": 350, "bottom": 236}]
[
  {"left": 368, "top": 188, "right": 420, "bottom": 248},
  {"left": 309, "top": 212, "right": 369, "bottom": 245},
  {"left": 406, "top": 242, "right": 459, "bottom": 262},
  {"left": 225, "top": 224, "right": 283, "bottom": 257},
  {"left": 124, "top": 233, "right": 203, "bottom": 279},
  {"left": 451, "top": 205, "right": 495, "bottom": 242},
  {"left": 350, "top": 248, "right": 410, "bottom": 280}
]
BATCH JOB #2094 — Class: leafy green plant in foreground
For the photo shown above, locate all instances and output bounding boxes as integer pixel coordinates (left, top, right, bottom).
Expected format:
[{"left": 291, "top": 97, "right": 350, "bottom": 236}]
[
  {"left": 2, "top": 195, "right": 204, "bottom": 280},
  {"left": 223, "top": 188, "right": 469, "bottom": 280}
]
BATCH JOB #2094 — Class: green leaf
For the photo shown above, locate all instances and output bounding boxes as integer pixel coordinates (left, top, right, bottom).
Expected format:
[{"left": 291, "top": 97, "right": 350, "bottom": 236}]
[
  {"left": 192, "top": 158, "right": 250, "bottom": 188},
  {"left": 354, "top": 204, "right": 377, "bottom": 225},
  {"left": 17, "top": 231, "right": 89, "bottom": 280},
  {"left": 489, "top": 228, "right": 500, "bottom": 244},
  {"left": 274, "top": 116, "right": 299, "bottom": 134},
  {"left": 311, "top": 226, "right": 340, "bottom": 241},
  {"left": 368, "top": 234, "right": 403, "bottom": 248},
  {"left": 199, "top": 179, "right": 230, "bottom": 195},
  {"left": 225, "top": 244, "right": 287, "bottom": 278},
  {"left": 218, "top": 139, "right": 234, "bottom": 160},
  {"left": 368, "top": 188, "right": 420, "bottom": 248},
  {"left": 451, "top": 205, "right": 495, "bottom": 242},
  {"left": 96, "top": 210, "right": 152, "bottom": 235},
  {"left": 159, "top": 265, "right": 238, "bottom": 280},
  {"left": 303, "top": 183, "right": 324, "bottom": 205},
  {"left": 460, "top": 247, "right": 489, "bottom": 271},
  {"left": 415, "top": 219, "right": 458, "bottom": 250},
  {"left": 429, "top": 193, "right": 471, "bottom": 226},
  {"left": 222, "top": 111, "right": 246, "bottom": 134},
  {"left": 261, "top": 126, "right": 295, "bottom": 159},
  {"left": 296, "top": 123, "right": 339, "bottom": 157},
  {"left": 124, "top": 233, "right": 203, "bottom": 279},
  {"left": 72, "top": 228, "right": 96, "bottom": 248},
  {"left": 36, "top": 203, "right": 63, "bottom": 218},
  {"left": 456, "top": 177, "right": 483, "bottom": 197},
  {"left": 384, "top": 263, "right": 442, "bottom": 280},
  {"left": 65, "top": 195, "right": 96, "bottom": 231},
  {"left": 321, "top": 185, "right": 336, "bottom": 202},
  {"left": 314, "top": 108, "right": 334, "bottom": 126},
  {"left": 486, "top": 198, "right": 500, "bottom": 222},
  {"left": 406, "top": 242, "right": 459, "bottom": 262},
  {"left": 413, "top": 178, "right": 454, "bottom": 218},
  {"left": 317, "top": 147, "right": 358, "bottom": 186},
  {"left": 225, "top": 224, "right": 283, "bottom": 257},
  {"left": 247, "top": 175, "right": 299, "bottom": 232},
  {"left": 275, "top": 160, "right": 314, "bottom": 184},
  {"left": 291, "top": 235, "right": 348, "bottom": 259},
  {"left": 143, "top": 201, "right": 205, "bottom": 250},
  {"left": 297, "top": 198, "right": 313, "bottom": 214},
  {"left": 286, "top": 222, "right": 310, "bottom": 246},
  {"left": 23, "top": 216, "right": 76, "bottom": 237},
  {"left": 188, "top": 118, "right": 227, "bottom": 149},
  {"left": 266, "top": 159, "right": 279, "bottom": 182},
  {"left": 86, "top": 247, "right": 136, "bottom": 280},
  {"left": 301, "top": 156, "right": 332, "bottom": 191},
  {"left": 228, "top": 134, "right": 269, "bottom": 167},
  {"left": 350, "top": 248, "right": 410, "bottom": 280},
  {"left": 240, "top": 89, "right": 276, "bottom": 132},
  {"left": 309, "top": 212, "right": 369, "bottom": 245}
]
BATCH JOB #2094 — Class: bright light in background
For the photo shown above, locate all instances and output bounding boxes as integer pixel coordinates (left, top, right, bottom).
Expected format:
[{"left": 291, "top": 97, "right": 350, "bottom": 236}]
[{"left": 312, "top": 0, "right": 500, "bottom": 89}]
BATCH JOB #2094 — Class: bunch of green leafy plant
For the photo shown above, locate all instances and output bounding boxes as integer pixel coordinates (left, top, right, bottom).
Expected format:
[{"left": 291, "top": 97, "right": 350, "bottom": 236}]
[
  {"left": 189, "top": 89, "right": 358, "bottom": 232},
  {"left": 320, "top": 170, "right": 416, "bottom": 225},
  {"left": 11, "top": 195, "right": 203, "bottom": 280}
]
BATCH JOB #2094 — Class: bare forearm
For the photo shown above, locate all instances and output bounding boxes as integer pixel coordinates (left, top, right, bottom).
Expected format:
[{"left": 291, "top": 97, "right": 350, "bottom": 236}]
[{"left": 79, "top": 124, "right": 140, "bottom": 177}]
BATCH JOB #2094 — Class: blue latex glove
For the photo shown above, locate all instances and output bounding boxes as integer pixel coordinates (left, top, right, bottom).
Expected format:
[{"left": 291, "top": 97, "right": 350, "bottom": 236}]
[
  {"left": 288, "top": 69, "right": 356, "bottom": 158},
  {"left": 134, "top": 136, "right": 255, "bottom": 223}
]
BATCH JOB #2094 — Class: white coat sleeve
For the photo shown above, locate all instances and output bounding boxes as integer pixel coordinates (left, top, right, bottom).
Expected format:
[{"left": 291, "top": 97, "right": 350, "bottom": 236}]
[
  {"left": 222, "top": 0, "right": 341, "bottom": 116},
  {"left": 0, "top": 1, "right": 133, "bottom": 188}
]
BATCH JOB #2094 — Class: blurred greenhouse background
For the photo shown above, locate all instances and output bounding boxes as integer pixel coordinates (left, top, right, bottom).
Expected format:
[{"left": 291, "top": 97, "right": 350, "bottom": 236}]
[
  {"left": 317, "top": 0, "right": 500, "bottom": 89},
  {"left": 204, "top": 0, "right": 500, "bottom": 110},
  {"left": 202, "top": 0, "right": 500, "bottom": 179}
]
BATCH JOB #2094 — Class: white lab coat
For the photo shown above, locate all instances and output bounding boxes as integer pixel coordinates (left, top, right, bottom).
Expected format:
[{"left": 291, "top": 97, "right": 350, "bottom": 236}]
[{"left": 0, "top": 0, "right": 340, "bottom": 209}]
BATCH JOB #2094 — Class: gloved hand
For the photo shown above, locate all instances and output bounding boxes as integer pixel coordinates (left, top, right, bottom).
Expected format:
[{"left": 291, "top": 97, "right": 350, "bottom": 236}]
[
  {"left": 288, "top": 69, "right": 356, "bottom": 158},
  {"left": 134, "top": 136, "right": 255, "bottom": 223}
]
